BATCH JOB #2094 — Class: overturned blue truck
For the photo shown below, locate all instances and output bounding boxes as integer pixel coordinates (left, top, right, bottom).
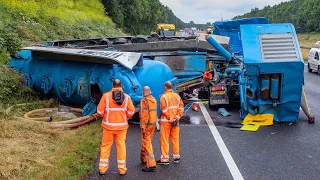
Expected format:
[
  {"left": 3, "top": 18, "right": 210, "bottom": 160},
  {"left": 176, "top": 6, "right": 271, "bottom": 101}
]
[{"left": 9, "top": 18, "right": 315, "bottom": 123}]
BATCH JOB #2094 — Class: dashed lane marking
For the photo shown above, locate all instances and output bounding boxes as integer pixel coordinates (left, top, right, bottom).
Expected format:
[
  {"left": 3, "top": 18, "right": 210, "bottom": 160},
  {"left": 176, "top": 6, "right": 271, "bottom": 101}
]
[{"left": 199, "top": 104, "right": 244, "bottom": 180}]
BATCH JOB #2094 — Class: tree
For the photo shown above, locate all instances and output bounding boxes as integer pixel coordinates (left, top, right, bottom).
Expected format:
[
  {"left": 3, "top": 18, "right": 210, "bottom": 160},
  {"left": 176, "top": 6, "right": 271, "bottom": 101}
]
[{"left": 234, "top": 0, "right": 320, "bottom": 33}]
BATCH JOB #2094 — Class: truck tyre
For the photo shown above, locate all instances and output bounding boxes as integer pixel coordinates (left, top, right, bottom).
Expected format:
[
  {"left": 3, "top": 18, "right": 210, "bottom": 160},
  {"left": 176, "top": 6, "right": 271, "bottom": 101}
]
[
  {"left": 308, "top": 64, "right": 312, "bottom": 72},
  {"left": 318, "top": 66, "right": 320, "bottom": 76}
]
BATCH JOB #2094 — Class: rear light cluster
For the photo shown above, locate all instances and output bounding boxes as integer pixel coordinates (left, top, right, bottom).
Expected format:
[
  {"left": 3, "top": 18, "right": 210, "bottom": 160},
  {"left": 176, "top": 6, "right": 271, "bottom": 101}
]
[{"left": 211, "top": 86, "right": 225, "bottom": 91}]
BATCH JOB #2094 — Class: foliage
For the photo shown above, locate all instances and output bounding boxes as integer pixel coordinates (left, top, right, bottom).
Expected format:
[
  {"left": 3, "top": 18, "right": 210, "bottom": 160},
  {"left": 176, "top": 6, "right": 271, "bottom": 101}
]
[
  {"left": 0, "top": 0, "right": 124, "bottom": 66},
  {"left": 0, "top": 0, "right": 124, "bottom": 107},
  {"left": 102, "top": 0, "right": 185, "bottom": 34},
  {"left": 234, "top": 0, "right": 320, "bottom": 33},
  {"left": 1, "top": 0, "right": 112, "bottom": 25},
  {"left": 0, "top": 65, "right": 37, "bottom": 109}
]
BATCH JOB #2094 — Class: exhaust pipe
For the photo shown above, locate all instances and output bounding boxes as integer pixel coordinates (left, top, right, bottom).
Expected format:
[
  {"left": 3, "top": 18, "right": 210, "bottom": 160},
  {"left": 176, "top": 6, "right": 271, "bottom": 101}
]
[
  {"left": 301, "top": 87, "right": 315, "bottom": 123},
  {"left": 260, "top": 74, "right": 270, "bottom": 100}
]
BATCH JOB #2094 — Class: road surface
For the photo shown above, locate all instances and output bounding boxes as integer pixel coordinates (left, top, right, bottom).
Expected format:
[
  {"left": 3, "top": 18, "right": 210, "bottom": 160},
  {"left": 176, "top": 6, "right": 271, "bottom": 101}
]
[{"left": 88, "top": 68, "right": 320, "bottom": 180}]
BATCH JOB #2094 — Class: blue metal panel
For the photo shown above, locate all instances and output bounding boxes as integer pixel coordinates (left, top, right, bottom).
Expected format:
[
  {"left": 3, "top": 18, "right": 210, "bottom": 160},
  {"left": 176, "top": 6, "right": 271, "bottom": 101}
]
[
  {"left": 241, "top": 24, "right": 302, "bottom": 64},
  {"left": 240, "top": 23, "right": 304, "bottom": 122},
  {"left": 214, "top": 18, "right": 268, "bottom": 54}
]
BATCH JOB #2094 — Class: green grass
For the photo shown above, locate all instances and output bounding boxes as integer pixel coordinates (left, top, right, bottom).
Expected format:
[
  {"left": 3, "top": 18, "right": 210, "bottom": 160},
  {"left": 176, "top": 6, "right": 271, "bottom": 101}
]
[
  {"left": 0, "top": 65, "right": 38, "bottom": 109},
  {"left": 298, "top": 33, "right": 320, "bottom": 49},
  {"left": 298, "top": 33, "right": 320, "bottom": 60},
  {"left": 24, "top": 120, "right": 102, "bottom": 180},
  {"left": 0, "top": 1, "right": 122, "bottom": 179},
  {"left": 0, "top": 0, "right": 125, "bottom": 65}
]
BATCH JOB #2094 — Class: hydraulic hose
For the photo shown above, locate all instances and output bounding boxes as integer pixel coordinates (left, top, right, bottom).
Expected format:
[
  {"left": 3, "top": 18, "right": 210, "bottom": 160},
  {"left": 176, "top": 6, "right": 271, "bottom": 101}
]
[
  {"left": 51, "top": 115, "right": 91, "bottom": 124},
  {"left": 51, "top": 114, "right": 99, "bottom": 129},
  {"left": 6, "top": 102, "right": 99, "bottom": 129},
  {"left": 8, "top": 103, "right": 99, "bottom": 129},
  {"left": 5, "top": 102, "right": 43, "bottom": 115},
  {"left": 23, "top": 108, "right": 82, "bottom": 122}
]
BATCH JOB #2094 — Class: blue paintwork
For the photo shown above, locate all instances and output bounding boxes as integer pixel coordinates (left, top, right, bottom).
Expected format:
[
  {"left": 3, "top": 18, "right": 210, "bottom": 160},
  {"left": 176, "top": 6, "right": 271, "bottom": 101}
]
[
  {"left": 9, "top": 52, "right": 174, "bottom": 116},
  {"left": 8, "top": 18, "right": 305, "bottom": 123},
  {"left": 270, "top": 78, "right": 279, "bottom": 100},
  {"left": 261, "top": 79, "right": 270, "bottom": 91},
  {"left": 214, "top": 17, "right": 268, "bottom": 54},
  {"left": 240, "top": 24, "right": 304, "bottom": 122},
  {"left": 206, "top": 36, "right": 232, "bottom": 60}
]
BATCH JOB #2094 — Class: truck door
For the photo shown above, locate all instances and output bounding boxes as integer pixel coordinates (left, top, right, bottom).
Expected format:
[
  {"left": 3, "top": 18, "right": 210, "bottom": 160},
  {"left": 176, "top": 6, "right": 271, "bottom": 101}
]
[
  {"left": 315, "top": 51, "right": 320, "bottom": 70},
  {"left": 309, "top": 50, "right": 316, "bottom": 70}
]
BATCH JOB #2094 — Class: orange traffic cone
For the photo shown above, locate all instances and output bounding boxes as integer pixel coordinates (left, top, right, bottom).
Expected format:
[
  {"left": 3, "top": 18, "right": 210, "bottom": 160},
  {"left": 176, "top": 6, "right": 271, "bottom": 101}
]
[{"left": 192, "top": 103, "right": 199, "bottom": 112}]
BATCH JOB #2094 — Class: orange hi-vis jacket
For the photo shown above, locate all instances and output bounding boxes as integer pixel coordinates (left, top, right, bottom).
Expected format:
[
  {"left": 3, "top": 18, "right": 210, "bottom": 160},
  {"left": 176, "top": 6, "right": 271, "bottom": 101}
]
[
  {"left": 160, "top": 89, "right": 184, "bottom": 125},
  {"left": 97, "top": 87, "right": 135, "bottom": 130},
  {"left": 139, "top": 95, "right": 158, "bottom": 129}
]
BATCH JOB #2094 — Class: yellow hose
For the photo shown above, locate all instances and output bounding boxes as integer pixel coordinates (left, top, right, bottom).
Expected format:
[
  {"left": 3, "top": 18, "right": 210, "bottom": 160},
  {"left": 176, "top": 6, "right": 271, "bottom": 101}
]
[
  {"left": 23, "top": 108, "right": 82, "bottom": 121},
  {"left": 51, "top": 115, "right": 91, "bottom": 124},
  {"left": 5, "top": 102, "right": 42, "bottom": 115},
  {"left": 8, "top": 103, "right": 98, "bottom": 128}
]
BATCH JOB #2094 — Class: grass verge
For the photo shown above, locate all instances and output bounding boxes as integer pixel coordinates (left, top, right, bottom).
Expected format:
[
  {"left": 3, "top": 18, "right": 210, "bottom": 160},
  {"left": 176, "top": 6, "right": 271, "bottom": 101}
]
[
  {"left": 0, "top": 102, "right": 102, "bottom": 180},
  {"left": 298, "top": 33, "right": 320, "bottom": 60}
]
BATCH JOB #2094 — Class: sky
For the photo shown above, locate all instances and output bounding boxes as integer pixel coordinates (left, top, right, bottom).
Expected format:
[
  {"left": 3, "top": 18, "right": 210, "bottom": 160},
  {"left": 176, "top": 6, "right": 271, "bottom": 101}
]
[{"left": 160, "top": 0, "right": 287, "bottom": 24}]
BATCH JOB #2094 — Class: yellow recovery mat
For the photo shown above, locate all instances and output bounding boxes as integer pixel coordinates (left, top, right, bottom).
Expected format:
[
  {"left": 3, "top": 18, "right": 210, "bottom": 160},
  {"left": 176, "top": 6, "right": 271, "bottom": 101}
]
[
  {"left": 241, "top": 114, "right": 274, "bottom": 132},
  {"left": 240, "top": 124, "right": 260, "bottom": 132}
]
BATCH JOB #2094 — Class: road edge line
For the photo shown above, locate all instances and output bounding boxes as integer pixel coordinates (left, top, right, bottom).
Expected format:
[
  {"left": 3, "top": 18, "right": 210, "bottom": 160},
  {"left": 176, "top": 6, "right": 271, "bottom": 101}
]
[{"left": 199, "top": 104, "right": 244, "bottom": 180}]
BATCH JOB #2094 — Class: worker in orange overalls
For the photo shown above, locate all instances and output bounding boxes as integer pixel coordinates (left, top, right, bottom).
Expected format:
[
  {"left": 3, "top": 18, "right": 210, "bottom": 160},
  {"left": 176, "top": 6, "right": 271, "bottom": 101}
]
[
  {"left": 139, "top": 86, "right": 157, "bottom": 172},
  {"left": 97, "top": 79, "right": 135, "bottom": 176},
  {"left": 157, "top": 81, "right": 184, "bottom": 165}
]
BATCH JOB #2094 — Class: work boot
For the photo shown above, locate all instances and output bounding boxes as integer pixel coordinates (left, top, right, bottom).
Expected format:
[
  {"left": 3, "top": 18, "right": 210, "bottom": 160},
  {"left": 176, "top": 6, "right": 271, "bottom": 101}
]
[
  {"left": 156, "top": 160, "right": 169, "bottom": 165},
  {"left": 119, "top": 171, "right": 127, "bottom": 176},
  {"left": 173, "top": 158, "right": 180, "bottom": 164},
  {"left": 98, "top": 171, "right": 106, "bottom": 176},
  {"left": 142, "top": 166, "right": 156, "bottom": 172}
]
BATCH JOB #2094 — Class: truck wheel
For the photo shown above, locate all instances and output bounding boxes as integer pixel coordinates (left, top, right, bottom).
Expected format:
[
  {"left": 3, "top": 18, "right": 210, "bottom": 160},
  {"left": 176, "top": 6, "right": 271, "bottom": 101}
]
[
  {"left": 318, "top": 66, "right": 320, "bottom": 76},
  {"left": 308, "top": 64, "right": 312, "bottom": 72}
]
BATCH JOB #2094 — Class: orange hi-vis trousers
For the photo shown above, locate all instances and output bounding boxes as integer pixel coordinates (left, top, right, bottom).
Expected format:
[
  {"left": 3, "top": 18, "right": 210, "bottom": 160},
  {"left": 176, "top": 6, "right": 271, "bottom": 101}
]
[
  {"left": 99, "top": 128, "right": 127, "bottom": 174},
  {"left": 140, "top": 126, "right": 156, "bottom": 167},
  {"left": 160, "top": 124, "right": 180, "bottom": 162}
]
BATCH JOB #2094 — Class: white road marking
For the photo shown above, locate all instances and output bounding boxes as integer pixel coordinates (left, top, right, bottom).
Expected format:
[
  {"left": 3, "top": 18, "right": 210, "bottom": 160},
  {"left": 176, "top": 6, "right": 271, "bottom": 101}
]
[{"left": 199, "top": 104, "right": 244, "bottom": 180}]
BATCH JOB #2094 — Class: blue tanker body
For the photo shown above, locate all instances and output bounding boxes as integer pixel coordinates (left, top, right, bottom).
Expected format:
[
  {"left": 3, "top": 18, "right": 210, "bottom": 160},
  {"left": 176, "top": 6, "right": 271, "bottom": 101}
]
[{"left": 9, "top": 50, "right": 175, "bottom": 116}]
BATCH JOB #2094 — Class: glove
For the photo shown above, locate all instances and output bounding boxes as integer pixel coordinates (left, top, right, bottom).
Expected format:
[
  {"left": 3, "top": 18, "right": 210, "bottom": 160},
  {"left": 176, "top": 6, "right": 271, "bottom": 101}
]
[
  {"left": 169, "top": 117, "right": 175, "bottom": 123},
  {"left": 171, "top": 120, "right": 178, "bottom": 127},
  {"left": 169, "top": 116, "right": 179, "bottom": 127}
]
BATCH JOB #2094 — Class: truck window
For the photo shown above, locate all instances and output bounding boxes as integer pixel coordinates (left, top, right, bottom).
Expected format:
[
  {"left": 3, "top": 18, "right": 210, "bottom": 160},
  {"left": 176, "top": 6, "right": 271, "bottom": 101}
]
[{"left": 315, "top": 52, "right": 319, "bottom": 60}]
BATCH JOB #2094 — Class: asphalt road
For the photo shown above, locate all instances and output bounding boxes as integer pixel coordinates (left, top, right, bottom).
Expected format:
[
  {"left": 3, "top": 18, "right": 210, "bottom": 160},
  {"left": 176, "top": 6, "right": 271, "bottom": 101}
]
[{"left": 88, "top": 67, "right": 320, "bottom": 180}]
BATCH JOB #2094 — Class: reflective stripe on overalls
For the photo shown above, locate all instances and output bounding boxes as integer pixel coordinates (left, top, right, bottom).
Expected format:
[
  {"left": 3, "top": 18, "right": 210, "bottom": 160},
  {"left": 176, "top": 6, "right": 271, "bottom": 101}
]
[
  {"left": 103, "top": 93, "right": 129, "bottom": 126},
  {"left": 161, "top": 95, "right": 181, "bottom": 122},
  {"left": 141, "top": 98, "right": 157, "bottom": 125}
]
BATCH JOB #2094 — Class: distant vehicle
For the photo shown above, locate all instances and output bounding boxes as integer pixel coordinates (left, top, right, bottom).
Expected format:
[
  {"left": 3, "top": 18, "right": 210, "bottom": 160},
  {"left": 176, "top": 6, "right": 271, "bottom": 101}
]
[
  {"left": 190, "top": 27, "right": 197, "bottom": 35},
  {"left": 206, "top": 26, "right": 213, "bottom": 34},
  {"left": 314, "top": 41, "right": 320, "bottom": 48},
  {"left": 155, "top": 24, "right": 177, "bottom": 36},
  {"left": 308, "top": 48, "right": 320, "bottom": 75}
]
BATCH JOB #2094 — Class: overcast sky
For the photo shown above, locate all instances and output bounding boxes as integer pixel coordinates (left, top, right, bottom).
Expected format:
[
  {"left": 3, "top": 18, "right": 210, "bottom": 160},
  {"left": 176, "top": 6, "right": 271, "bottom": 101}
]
[{"left": 160, "top": 0, "right": 287, "bottom": 24}]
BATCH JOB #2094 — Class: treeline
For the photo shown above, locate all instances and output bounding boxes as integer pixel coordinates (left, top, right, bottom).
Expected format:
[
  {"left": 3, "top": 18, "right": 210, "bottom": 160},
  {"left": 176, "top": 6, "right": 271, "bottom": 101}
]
[
  {"left": 102, "top": 0, "right": 213, "bottom": 34},
  {"left": 102, "top": 0, "right": 184, "bottom": 34},
  {"left": 185, "top": 21, "right": 213, "bottom": 30},
  {"left": 234, "top": 0, "right": 320, "bottom": 33}
]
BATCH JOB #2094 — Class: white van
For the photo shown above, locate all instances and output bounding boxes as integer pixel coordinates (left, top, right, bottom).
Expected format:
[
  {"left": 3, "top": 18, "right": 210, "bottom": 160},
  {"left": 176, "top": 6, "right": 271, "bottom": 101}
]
[{"left": 308, "top": 48, "right": 320, "bottom": 74}]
